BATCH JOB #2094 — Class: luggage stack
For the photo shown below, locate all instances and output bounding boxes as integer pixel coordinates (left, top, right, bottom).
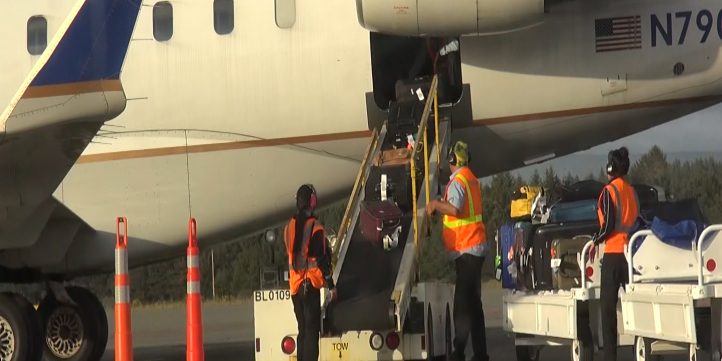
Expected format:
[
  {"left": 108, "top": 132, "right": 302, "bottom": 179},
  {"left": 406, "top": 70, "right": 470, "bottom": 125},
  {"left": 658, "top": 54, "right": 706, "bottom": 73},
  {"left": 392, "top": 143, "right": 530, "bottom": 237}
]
[{"left": 496, "top": 181, "right": 664, "bottom": 292}]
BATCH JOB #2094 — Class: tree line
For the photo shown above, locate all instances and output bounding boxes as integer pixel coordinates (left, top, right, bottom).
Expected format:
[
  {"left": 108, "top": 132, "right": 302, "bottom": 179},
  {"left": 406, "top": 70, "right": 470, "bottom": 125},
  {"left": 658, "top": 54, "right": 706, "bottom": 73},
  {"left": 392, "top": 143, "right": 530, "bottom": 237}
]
[{"left": 76, "top": 145, "right": 722, "bottom": 304}]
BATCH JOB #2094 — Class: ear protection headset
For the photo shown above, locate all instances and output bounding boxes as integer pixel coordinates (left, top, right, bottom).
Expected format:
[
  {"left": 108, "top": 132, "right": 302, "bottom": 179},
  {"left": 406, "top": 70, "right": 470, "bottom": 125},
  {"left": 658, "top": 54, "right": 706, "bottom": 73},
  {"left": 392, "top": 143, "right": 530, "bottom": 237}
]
[
  {"left": 306, "top": 184, "right": 317, "bottom": 211},
  {"left": 447, "top": 146, "right": 470, "bottom": 166},
  {"left": 607, "top": 150, "right": 621, "bottom": 176},
  {"left": 606, "top": 159, "right": 615, "bottom": 175},
  {"left": 447, "top": 148, "right": 458, "bottom": 166}
]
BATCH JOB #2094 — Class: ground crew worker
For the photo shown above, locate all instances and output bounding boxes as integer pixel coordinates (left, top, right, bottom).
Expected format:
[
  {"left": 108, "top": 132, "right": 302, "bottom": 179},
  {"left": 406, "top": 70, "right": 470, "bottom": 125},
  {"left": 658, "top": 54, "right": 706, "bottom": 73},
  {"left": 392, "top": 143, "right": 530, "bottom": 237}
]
[
  {"left": 284, "top": 184, "right": 336, "bottom": 361},
  {"left": 426, "top": 141, "right": 489, "bottom": 361},
  {"left": 591, "top": 147, "right": 639, "bottom": 361}
]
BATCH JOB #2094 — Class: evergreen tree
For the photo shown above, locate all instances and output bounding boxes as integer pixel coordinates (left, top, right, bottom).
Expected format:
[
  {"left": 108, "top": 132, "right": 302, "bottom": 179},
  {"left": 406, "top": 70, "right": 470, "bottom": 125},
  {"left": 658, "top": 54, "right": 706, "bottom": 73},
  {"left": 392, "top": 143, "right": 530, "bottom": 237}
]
[
  {"left": 543, "top": 167, "right": 561, "bottom": 193},
  {"left": 628, "top": 145, "right": 669, "bottom": 190},
  {"left": 562, "top": 172, "right": 579, "bottom": 186},
  {"left": 597, "top": 168, "right": 606, "bottom": 183},
  {"left": 530, "top": 169, "right": 542, "bottom": 186}
]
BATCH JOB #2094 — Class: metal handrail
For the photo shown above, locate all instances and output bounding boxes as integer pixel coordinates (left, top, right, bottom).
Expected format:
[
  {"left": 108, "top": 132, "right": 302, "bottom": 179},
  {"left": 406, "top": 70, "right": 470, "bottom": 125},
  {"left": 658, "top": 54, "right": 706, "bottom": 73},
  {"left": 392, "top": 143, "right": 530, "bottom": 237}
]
[
  {"left": 578, "top": 240, "right": 594, "bottom": 289},
  {"left": 410, "top": 75, "right": 438, "bottom": 257},
  {"left": 697, "top": 224, "right": 722, "bottom": 286},
  {"left": 625, "top": 230, "right": 652, "bottom": 286},
  {"left": 434, "top": 87, "right": 440, "bottom": 172},
  {"left": 332, "top": 126, "right": 380, "bottom": 268}
]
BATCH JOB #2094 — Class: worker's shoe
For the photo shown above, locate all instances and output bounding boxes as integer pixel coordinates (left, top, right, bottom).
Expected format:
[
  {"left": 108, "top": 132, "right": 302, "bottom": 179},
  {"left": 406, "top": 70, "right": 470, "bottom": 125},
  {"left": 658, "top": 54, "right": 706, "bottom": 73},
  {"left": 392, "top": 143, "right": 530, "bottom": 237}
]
[
  {"left": 449, "top": 351, "right": 465, "bottom": 361},
  {"left": 469, "top": 356, "right": 490, "bottom": 361}
]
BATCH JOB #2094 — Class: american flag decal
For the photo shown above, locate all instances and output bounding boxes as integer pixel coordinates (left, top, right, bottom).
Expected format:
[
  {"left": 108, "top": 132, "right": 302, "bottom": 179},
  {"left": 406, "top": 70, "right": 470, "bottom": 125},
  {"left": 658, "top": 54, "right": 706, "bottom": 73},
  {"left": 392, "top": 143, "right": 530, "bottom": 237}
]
[{"left": 595, "top": 16, "right": 642, "bottom": 53}]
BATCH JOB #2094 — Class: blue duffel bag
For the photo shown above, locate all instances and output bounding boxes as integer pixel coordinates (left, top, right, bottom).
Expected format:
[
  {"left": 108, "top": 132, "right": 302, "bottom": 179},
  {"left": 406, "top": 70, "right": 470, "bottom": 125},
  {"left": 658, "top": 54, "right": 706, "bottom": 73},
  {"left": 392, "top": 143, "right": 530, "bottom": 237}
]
[{"left": 650, "top": 217, "right": 699, "bottom": 250}]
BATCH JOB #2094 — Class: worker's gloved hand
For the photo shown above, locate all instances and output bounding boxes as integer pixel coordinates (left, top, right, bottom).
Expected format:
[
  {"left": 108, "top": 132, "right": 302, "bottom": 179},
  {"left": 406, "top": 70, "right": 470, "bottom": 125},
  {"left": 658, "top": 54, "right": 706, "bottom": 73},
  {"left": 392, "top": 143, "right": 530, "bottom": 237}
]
[
  {"left": 327, "top": 287, "right": 338, "bottom": 303},
  {"left": 325, "top": 276, "right": 335, "bottom": 289},
  {"left": 325, "top": 276, "right": 337, "bottom": 301},
  {"left": 592, "top": 234, "right": 603, "bottom": 246},
  {"left": 425, "top": 201, "right": 436, "bottom": 216}
]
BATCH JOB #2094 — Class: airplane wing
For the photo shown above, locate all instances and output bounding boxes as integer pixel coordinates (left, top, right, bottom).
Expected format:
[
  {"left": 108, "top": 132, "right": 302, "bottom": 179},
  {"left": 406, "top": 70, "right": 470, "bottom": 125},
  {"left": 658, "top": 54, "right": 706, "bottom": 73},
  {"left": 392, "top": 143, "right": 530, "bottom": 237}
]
[{"left": 0, "top": 0, "right": 141, "bottom": 258}]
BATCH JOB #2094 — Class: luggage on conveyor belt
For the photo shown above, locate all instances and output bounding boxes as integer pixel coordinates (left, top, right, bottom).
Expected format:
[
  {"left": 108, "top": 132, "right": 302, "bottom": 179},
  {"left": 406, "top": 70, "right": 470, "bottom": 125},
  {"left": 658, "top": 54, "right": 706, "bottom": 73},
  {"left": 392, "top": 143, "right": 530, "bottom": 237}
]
[
  {"left": 388, "top": 99, "right": 422, "bottom": 149},
  {"left": 359, "top": 200, "right": 403, "bottom": 248},
  {"left": 395, "top": 77, "right": 432, "bottom": 103},
  {"left": 388, "top": 77, "right": 436, "bottom": 150},
  {"left": 365, "top": 160, "right": 418, "bottom": 212},
  {"left": 324, "top": 212, "right": 411, "bottom": 333}
]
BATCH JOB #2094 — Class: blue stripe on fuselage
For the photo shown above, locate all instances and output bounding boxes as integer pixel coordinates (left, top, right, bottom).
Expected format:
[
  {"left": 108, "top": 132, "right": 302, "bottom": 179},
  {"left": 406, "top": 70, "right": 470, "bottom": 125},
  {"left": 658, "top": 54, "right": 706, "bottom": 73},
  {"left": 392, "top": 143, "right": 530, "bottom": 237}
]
[{"left": 31, "top": 0, "right": 142, "bottom": 86}]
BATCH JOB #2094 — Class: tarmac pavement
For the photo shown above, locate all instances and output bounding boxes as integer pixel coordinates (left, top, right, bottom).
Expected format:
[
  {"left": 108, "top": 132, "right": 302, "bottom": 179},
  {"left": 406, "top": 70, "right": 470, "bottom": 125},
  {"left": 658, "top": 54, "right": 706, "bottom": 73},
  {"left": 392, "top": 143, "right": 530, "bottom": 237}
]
[{"left": 99, "top": 286, "right": 692, "bottom": 361}]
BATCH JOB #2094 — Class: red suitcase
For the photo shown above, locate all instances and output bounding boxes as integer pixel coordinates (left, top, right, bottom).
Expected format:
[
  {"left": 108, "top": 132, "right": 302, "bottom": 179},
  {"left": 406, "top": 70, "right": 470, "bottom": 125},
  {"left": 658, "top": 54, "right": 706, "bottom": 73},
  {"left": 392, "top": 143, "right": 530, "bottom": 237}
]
[{"left": 360, "top": 200, "right": 403, "bottom": 244}]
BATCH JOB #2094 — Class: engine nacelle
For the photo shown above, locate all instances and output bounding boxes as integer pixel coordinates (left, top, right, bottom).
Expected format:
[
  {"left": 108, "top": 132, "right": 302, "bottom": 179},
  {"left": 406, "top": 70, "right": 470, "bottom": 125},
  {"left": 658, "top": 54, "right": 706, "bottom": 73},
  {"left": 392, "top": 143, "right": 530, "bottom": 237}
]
[{"left": 356, "top": 0, "right": 545, "bottom": 36}]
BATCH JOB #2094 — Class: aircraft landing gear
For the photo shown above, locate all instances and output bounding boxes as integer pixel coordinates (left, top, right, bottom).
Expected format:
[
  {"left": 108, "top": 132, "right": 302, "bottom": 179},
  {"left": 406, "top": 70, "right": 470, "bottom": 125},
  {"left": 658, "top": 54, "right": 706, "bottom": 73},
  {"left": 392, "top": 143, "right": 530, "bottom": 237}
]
[
  {"left": 38, "top": 286, "right": 108, "bottom": 361},
  {"left": 0, "top": 292, "right": 43, "bottom": 361}
]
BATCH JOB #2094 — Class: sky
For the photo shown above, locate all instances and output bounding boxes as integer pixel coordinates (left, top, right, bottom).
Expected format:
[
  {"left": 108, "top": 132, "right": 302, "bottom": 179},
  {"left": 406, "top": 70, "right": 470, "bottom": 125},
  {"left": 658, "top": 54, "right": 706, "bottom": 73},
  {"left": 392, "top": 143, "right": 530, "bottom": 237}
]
[
  {"left": 579, "top": 103, "right": 722, "bottom": 155},
  {"left": 482, "top": 104, "right": 722, "bottom": 181}
]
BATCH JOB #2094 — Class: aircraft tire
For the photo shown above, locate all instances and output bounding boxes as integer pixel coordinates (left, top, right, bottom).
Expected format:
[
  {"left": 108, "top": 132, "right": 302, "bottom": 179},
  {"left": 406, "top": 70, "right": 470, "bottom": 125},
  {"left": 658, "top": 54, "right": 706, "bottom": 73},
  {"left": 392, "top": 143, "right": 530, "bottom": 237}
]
[
  {"left": 0, "top": 292, "right": 36, "bottom": 361},
  {"left": 39, "top": 286, "right": 105, "bottom": 361},
  {"left": 65, "top": 287, "right": 108, "bottom": 361},
  {"left": 3, "top": 292, "right": 43, "bottom": 361},
  {"left": 515, "top": 345, "right": 541, "bottom": 361}
]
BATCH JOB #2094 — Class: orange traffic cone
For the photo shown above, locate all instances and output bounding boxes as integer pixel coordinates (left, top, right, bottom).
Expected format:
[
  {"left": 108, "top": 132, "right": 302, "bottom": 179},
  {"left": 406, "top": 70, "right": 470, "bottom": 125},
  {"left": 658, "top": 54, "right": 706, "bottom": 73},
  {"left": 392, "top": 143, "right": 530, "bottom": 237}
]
[
  {"left": 187, "top": 218, "right": 205, "bottom": 361},
  {"left": 115, "top": 217, "right": 133, "bottom": 361}
]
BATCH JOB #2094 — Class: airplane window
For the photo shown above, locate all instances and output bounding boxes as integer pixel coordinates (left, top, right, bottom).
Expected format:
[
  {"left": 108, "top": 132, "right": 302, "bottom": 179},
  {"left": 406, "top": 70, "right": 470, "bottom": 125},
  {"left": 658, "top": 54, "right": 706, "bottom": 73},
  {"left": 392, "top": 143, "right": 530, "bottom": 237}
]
[
  {"left": 153, "top": 1, "right": 173, "bottom": 41},
  {"left": 27, "top": 16, "right": 47, "bottom": 55},
  {"left": 275, "top": 0, "right": 296, "bottom": 29},
  {"left": 214, "top": 0, "right": 234, "bottom": 35}
]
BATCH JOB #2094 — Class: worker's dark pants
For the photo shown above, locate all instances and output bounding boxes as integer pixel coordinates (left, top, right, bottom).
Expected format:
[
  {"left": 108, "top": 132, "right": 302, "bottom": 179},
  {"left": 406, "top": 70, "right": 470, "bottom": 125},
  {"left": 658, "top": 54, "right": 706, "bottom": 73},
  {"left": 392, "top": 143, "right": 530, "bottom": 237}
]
[
  {"left": 452, "top": 254, "right": 489, "bottom": 361},
  {"left": 600, "top": 253, "right": 628, "bottom": 361},
  {"left": 292, "top": 281, "right": 321, "bottom": 361}
]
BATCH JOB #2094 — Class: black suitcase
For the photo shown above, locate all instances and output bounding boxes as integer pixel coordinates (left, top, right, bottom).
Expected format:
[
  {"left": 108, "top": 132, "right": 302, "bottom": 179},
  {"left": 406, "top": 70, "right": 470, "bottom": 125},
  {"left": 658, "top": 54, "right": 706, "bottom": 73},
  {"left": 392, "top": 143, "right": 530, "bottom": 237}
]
[
  {"left": 650, "top": 198, "right": 707, "bottom": 230},
  {"left": 560, "top": 180, "right": 604, "bottom": 202},
  {"left": 633, "top": 183, "right": 659, "bottom": 221},
  {"left": 395, "top": 77, "right": 432, "bottom": 103},
  {"left": 387, "top": 100, "right": 423, "bottom": 148},
  {"left": 532, "top": 221, "right": 599, "bottom": 290},
  {"left": 365, "top": 164, "right": 414, "bottom": 212}
]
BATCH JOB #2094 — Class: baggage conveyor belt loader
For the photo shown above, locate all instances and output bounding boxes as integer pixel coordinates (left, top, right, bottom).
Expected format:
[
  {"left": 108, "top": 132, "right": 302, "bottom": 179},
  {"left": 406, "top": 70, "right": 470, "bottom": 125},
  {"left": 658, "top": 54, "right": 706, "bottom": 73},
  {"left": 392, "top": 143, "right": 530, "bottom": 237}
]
[{"left": 254, "top": 76, "right": 458, "bottom": 361}]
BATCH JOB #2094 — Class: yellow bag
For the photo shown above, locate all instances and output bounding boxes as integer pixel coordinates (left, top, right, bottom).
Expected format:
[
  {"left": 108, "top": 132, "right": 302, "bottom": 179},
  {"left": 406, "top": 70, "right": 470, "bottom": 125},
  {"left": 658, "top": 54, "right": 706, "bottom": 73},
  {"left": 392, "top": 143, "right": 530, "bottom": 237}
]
[{"left": 510, "top": 186, "right": 542, "bottom": 220}]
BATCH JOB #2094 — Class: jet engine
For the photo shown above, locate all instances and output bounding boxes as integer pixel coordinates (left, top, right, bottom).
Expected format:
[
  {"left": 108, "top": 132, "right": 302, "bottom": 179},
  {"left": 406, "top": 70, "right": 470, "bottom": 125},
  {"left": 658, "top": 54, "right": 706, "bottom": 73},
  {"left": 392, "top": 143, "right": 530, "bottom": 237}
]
[{"left": 356, "top": 0, "right": 544, "bottom": 36}]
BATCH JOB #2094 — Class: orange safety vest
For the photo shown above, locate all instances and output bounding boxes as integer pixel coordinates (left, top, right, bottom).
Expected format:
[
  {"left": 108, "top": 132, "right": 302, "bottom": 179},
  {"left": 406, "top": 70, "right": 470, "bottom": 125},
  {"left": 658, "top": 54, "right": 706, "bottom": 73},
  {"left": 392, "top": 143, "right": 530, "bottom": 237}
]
[
  {"left": 596, "top": 177, "right": 640, "bottom": 254},
  {"left": 284, "top": 217, "right": 326, "bottom": 295},
  {"left": 442, "top": 167, "right": 486, "bottom": 252}
]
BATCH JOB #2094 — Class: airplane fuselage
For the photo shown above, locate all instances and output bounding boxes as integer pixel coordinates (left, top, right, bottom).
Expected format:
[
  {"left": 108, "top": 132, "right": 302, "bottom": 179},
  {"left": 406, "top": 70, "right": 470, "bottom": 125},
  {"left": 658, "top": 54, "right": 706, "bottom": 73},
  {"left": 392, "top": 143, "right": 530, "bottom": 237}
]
[{"left": 0, "top": 0, "right": 721, "bottom": 276}]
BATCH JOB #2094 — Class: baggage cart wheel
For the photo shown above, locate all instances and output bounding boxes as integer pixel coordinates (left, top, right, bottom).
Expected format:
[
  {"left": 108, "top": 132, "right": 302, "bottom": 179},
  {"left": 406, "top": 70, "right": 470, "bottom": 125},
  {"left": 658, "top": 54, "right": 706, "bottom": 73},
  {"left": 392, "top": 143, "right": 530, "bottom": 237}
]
[
  {"left": 635, "top": 337, "right": 659, "bottom": 361},
  {"left": 515, "top": 345, "right": 540, "bottom": 361},
  {"left": 572, "top": 339, "right": 593, "bottom": 361}
]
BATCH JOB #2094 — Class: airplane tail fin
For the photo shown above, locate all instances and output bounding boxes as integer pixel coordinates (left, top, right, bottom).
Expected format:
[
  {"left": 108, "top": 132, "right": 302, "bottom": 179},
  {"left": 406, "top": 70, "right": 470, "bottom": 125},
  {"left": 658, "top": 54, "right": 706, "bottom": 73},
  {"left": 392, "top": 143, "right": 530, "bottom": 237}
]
[{"left": 1, "top": 0, "right": 142, "bottom": 132}]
